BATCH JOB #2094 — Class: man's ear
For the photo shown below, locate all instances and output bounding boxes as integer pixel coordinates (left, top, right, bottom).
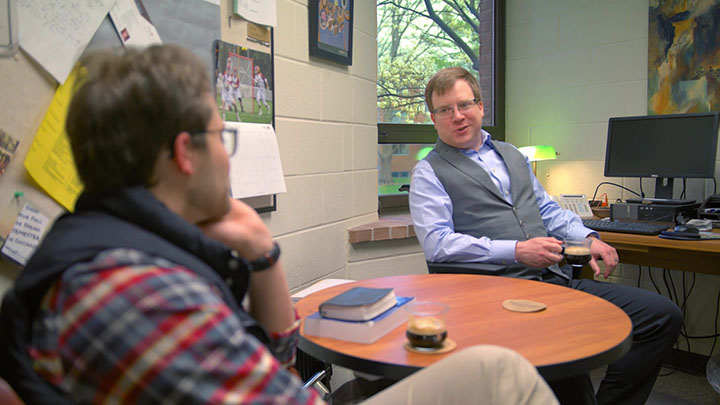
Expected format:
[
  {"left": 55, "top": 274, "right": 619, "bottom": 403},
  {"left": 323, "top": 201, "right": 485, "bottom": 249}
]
[
  {"left": 430, "top": 113, "right": 436, "bottom": 125},
  {"left": 171, "top": 132, "right": 195, "bottom": 175}
]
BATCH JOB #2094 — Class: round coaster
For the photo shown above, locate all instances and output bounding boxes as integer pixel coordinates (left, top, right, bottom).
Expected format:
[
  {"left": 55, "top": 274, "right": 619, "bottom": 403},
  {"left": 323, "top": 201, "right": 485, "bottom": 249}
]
[
  {"left": 502, "top": 299, "right": 547, "bottom": 313},
  {"left": 403, "top": 338, "right": 457, "bottom": 354}
]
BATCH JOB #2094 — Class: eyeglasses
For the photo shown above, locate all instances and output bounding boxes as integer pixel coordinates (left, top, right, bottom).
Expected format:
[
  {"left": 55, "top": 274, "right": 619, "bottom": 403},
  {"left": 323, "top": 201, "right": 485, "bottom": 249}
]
[
  {"left": 432, "top": 99, "right": 478, "bottom": 118},
  {"left": 191, "top": 127, "right": 238, "bottom": 156}
]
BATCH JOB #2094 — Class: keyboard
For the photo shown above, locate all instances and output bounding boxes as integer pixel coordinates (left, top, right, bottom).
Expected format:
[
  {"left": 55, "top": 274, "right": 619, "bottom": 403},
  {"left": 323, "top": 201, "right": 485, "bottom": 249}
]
[{"left": 582, "top": 219, "right": 670, "bottom": 235}]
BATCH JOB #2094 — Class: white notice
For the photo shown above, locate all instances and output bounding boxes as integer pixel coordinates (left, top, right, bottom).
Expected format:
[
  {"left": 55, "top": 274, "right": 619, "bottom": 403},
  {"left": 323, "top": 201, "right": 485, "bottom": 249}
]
[
  {"left": 233, "top": 0, "right": 276, "bottom": 27},
  {"left": 227, "top": 122, "right": 286, "bottom": 199},
  {"left": 1, "top": 203, "right": 49, "bottom": 266},
  {"left": 108, "top": 0, "right": 162, "bottom": 48},
  {"left": 18, "top": 0, "right": 115, "bottom": 83}
]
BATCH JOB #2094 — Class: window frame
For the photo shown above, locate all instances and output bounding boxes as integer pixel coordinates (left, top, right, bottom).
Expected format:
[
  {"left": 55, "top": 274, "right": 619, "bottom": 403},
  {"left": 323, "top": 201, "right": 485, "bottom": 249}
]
[{"left": 377, "top": 0, "right": 506, "bottom": 212}]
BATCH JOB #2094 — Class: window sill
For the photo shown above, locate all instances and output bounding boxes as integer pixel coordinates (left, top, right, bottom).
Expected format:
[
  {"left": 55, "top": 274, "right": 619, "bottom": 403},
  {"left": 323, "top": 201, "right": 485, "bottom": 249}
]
[{"left": 348, "top": 214, "right": 415, "bottom": 244}]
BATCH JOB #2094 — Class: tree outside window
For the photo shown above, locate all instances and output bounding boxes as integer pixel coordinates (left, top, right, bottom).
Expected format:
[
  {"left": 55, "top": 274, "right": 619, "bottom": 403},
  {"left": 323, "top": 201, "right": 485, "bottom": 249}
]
[{"left": 376, "top": 0, "right": 502, "bottom": 199}]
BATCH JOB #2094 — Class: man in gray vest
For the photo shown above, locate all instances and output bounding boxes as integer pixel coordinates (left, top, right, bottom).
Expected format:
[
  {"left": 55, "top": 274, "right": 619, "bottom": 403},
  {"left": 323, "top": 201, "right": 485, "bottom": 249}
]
[{"left": 409, "top": 67, "right": 682, "bottom": 405}]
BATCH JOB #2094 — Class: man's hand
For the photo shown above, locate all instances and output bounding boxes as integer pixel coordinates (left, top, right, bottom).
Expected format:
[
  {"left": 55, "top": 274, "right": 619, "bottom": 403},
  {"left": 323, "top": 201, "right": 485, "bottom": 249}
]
[
  {"left": 588, "top": 236, "right": 619, "bottom": 279},
  {"left": 198, "top": 197, "right": 273, "bottom": 260},
  {"left": 515, "top": 237, "right": 564, "bottom": 268},
  {"left": 200, "top": 197, "right": 294, "bottom": 334}
]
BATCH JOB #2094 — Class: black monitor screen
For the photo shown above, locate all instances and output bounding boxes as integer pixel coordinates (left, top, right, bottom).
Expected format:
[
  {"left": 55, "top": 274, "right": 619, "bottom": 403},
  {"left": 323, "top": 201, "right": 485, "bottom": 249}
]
[{"left": 605, "top": 112, "right": 719, "bottom": 179}]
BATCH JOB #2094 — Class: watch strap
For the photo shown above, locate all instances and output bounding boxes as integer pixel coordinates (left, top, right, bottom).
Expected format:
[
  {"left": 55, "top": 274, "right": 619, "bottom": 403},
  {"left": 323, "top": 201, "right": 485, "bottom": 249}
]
[{"left": 230, "top": 242, "right": 280, "bottom": 272}]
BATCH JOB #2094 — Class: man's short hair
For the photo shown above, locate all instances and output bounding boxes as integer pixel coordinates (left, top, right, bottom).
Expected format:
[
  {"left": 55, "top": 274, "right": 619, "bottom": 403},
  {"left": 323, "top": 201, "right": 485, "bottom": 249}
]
[
  {"left": 424, "top": 67, "right": 482, "bottom": 113},
  {"left": 66, "top": 44, "right": 212, "bottom": 194}
]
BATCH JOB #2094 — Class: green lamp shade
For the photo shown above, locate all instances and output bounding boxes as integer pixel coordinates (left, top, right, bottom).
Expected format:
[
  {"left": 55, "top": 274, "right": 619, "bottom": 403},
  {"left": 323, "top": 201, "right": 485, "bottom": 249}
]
[
  {"left": 415, "top": 146, "right": 434, "bottom": 161},
  {"left": 518, "top": 145, "right": 557, "bottom": 161}
]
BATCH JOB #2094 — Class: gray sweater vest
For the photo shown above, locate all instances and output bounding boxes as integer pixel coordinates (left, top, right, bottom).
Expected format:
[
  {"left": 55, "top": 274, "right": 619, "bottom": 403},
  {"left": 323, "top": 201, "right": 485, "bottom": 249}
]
[{"left": 426, "top": 139, "right": 569, "bottom": 280}]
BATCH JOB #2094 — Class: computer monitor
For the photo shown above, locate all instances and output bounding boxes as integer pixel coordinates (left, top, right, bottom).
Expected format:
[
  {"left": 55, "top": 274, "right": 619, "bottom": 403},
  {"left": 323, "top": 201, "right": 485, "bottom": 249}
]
[{"left": 604, "top": 112, "right": 720, "bottom": 200}]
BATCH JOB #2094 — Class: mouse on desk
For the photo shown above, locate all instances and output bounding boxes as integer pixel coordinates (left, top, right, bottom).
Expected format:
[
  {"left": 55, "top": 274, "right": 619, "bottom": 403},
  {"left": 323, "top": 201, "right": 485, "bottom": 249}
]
[{"left": 673, "top": 225, "right": 700, "bottom": 234}]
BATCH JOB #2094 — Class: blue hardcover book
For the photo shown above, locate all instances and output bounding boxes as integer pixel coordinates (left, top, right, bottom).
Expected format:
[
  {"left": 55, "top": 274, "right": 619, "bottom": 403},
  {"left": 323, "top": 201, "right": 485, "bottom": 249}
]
[
  {"left": 304, "top": 297, "right": 414, "bottom": 344},
  {"left": 319, "top": 286, "right": 396, "bottom": 321}
]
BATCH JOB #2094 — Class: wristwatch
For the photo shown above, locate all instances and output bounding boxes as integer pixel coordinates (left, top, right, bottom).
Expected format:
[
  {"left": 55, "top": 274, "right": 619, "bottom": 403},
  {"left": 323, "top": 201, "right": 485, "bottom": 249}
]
[{"left": 230, "top": 242, "right": 281, "bottom": 272}]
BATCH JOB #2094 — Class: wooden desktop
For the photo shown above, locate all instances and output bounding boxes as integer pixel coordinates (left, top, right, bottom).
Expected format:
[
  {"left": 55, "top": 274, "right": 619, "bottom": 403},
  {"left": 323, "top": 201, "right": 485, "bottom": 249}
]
[{"left": 597, "top": 229, "right": 720, "bottom": 275}]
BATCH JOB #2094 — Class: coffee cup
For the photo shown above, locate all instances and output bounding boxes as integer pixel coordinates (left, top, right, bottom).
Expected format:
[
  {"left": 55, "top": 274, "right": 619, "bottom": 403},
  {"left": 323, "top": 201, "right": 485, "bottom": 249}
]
[
  {"left": 405, "top": 301, "right": 449, "bottom": 349},
  {"left": 562, "top": 238, "right": 592, "bottom": 267}
]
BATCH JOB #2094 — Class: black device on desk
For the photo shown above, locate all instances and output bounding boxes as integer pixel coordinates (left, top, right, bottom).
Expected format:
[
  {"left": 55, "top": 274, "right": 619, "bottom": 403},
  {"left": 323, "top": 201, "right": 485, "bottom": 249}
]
[
  {"left": 582, "top": 219, "right": 670, "bottom": 235},
  {"left": 610, "top": 201, "right": 699, "bottom": 225}
]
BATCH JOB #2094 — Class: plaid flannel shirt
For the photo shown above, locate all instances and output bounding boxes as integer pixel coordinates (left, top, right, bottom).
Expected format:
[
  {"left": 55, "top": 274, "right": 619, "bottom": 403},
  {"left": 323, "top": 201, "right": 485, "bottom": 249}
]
[{"left": 29, "top": 248, "right": 325, "bottom": 404}]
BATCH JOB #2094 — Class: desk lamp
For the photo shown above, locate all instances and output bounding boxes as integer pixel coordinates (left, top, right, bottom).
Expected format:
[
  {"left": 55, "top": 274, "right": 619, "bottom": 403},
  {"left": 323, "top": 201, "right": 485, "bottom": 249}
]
[{"left": 518, "top": 145, "right": 557, "bottom": 176}]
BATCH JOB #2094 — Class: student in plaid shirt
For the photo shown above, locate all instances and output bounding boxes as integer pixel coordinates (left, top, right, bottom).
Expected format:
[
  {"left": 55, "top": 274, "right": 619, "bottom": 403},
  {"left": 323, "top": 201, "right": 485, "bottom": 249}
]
[{"left": 0, "top": 45, "right": 556, "bottom": 404}]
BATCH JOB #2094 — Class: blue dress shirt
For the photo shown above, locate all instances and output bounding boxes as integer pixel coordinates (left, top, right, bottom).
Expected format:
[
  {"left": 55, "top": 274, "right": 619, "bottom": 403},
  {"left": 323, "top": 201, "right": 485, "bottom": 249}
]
[{"left": 409, "top": 130, "right": 595, "bottom": 263}]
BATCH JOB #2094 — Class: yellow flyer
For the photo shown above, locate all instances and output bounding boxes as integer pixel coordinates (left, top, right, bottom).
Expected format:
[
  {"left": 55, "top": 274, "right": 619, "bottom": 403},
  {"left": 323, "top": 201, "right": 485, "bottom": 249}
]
[{"left": 23, "top": 65, "right": 84, "bottom": 212}]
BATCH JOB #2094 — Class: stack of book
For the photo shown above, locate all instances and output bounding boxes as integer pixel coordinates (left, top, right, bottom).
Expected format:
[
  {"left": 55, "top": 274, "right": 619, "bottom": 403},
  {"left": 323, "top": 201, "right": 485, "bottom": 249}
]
[{"left": 303, "top": 286, "right": 414, "bottom": 344}]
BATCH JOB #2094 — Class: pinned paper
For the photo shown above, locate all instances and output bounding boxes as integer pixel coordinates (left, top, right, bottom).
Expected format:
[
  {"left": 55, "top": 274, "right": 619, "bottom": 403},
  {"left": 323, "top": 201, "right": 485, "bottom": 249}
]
[
  {"left": 227, "top": 122, "right": 286, "bottom": 199},
  {"left": 18, "top": 0, "right": 115, "bottom": 83},
  {"left": 0, "top": 129, "right": 20, "bottom": 179},
  {"left": 23, "top": 65, "right": 84, "bottom": 212},
  {"left": 1, "top": 202, "right": 49, "bottom": 266},
  {"left": 233, "top": 0, "right": 276, "bottom": 27},
  {"left": 108, "top": 0, "right": 162, "bottom": 48}
]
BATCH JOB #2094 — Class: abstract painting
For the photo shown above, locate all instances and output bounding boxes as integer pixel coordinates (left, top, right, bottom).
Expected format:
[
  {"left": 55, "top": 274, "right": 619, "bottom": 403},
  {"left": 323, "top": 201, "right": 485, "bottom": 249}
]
[{"left": 648, "top": 0, "right": 720, "bottom": 114}]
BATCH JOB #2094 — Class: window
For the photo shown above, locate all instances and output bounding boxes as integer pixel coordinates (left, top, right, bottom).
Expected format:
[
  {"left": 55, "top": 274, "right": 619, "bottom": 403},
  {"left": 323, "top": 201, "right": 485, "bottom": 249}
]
[{"left": 376, "top": 0, "right": 505, "bottom": 206}]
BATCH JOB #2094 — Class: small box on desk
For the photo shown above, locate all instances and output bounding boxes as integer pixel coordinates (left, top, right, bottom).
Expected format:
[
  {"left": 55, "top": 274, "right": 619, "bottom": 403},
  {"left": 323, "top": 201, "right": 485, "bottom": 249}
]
[{"left": 611, "top": 202, "right": 700, "bottom": 225}]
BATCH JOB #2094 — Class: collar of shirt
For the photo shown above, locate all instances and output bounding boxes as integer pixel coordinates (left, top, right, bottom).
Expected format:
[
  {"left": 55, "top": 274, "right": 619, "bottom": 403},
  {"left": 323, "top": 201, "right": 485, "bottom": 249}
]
[{"left": 458, "top": 130, "right": 513, "bottom": 204}]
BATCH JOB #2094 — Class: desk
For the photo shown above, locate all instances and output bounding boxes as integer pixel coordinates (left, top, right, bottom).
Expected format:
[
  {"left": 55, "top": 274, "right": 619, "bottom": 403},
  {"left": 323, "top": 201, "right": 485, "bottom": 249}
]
[
  {"left": 598, "top": 230, "right": 720, "bottom": 275},
  {"left": 296, "top": 274, "right": 631, "bottom": 381}
]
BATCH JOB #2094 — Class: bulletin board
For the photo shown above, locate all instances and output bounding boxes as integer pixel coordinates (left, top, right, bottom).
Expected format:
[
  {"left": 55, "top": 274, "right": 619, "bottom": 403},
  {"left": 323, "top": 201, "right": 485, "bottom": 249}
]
[{"left": 0, "top": 0, "right": 279, "bottom": 272}]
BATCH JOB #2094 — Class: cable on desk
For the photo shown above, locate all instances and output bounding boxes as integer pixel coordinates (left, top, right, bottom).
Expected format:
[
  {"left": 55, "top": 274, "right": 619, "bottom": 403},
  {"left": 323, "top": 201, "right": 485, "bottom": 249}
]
[
  {"left": 680, "top": 272, "right": 697, "bottom": 352},
  {"left": 680, "top": 179, "right": 687, "bottom": 200},
  {"left": 645, "top": 267, "right": 678, "bottom": 376},
  {"left": 590, "top": 181, "right": 642, "bottom": 204},
  {"left": 640, "top": 265, "right": 720, "bottom": 376},
  {"left": 661, "top": 270, "right": 690, "bottom": 354}
]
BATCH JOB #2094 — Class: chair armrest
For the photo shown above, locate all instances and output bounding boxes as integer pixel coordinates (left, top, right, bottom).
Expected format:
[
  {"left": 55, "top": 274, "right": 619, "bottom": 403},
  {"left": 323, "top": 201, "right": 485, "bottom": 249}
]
[{"left": 426, "top": 261, "right": 506, "bottom": 275}]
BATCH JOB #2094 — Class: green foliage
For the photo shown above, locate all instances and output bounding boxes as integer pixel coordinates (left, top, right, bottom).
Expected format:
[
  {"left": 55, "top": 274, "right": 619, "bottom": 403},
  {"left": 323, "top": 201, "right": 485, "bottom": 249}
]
[{"left": 377, "top": 0, "right": 480, "bottom": 123}]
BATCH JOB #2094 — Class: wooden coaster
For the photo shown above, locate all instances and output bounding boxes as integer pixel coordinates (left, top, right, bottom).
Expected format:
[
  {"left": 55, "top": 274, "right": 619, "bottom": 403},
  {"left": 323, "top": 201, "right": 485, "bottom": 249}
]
[
  {"left": 403, "top": 338, "right": 456, "bottom": 354},
  {"left": 502, "top": 299, "right": 547, "bottom": 313}
]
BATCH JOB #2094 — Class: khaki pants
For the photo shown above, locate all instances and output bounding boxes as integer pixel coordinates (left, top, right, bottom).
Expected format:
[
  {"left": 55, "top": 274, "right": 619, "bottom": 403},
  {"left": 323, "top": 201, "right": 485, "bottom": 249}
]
[{"left": 363, "top": 345, "right": 558, "bottom": 405}]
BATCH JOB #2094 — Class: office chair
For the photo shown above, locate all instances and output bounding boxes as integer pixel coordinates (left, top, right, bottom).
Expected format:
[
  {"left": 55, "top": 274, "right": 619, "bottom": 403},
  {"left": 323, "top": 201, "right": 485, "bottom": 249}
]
[
  {"left": 427, "top": 262, "right": 583, "bottom": 279},
  {"left": 297, "top": 348, "right": 332, "bottom": 401},
  {"left": 426, "top": 261, "right": 506, "bottom": 275},
  {"left": 302, "top": 367, "right": 331, "bottom": 401}
]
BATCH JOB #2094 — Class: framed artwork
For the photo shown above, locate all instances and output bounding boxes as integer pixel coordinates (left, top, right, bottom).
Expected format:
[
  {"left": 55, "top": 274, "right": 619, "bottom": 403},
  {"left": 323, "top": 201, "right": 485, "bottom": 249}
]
[
  {"left": 309, "top": 0, "right": 354, "bottom": 65},
  {"left": 648, "top": 1, "right": 720, "bottom": 114}
]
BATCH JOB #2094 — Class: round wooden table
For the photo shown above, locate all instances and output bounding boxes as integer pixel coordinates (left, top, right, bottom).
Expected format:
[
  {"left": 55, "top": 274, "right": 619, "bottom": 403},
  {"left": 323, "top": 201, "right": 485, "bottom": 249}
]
[{"left": 296, "top": 274, "right": 632, "bottom": 380}]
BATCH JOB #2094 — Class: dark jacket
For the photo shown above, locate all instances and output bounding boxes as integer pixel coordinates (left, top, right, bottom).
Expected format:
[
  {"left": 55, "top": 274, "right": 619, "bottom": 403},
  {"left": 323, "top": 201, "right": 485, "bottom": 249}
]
[{"left": 0, "top": 187, "right": 266, "bottom": 403}]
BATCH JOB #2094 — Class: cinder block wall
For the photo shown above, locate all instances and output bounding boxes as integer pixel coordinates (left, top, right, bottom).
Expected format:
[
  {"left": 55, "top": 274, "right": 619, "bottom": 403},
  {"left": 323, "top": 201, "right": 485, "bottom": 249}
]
[
  {"left": 272, "top": 1, "right": 426, "bottom": 290},
  {"left": 506, "top": 0, "right": 720, "bottom": 355}
]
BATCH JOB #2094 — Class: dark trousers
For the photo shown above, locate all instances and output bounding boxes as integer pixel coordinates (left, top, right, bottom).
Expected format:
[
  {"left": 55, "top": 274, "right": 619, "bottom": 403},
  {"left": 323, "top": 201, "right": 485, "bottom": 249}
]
[{"left": 541, "top": 272, "right": 683, "bottom": 405}]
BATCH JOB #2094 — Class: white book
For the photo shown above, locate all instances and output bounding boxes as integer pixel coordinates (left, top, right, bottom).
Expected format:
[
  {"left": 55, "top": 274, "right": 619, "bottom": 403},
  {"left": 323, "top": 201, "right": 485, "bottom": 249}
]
[
  {"left": 303, "top": 297, "right": 414, "bottom": 344},
  {"left": 290, "top": 279, "right": 355, "bottom": 304}
]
